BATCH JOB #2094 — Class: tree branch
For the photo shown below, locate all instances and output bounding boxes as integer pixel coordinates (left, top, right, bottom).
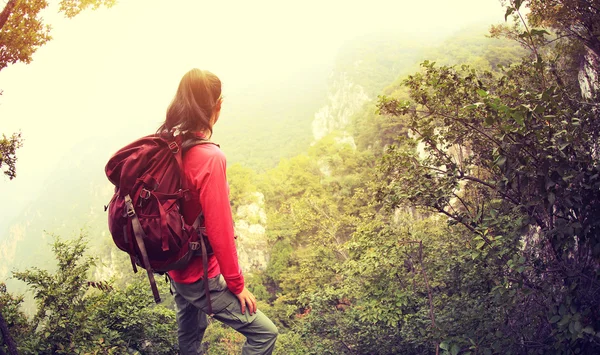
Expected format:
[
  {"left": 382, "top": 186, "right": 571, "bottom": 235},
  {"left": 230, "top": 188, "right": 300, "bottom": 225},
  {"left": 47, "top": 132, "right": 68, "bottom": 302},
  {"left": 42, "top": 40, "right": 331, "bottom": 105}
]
[
  {"left": 461, "top": 174, "right": 520, "bottom": 205},
  {"left": 0, "top": 0, "right": 18, "bottom": 32},
  {"left": 433, "top": 205, "right": 492, "bottom": 245},
  {"left": 453, "top": 192, "right": 472, "bottom": 216},
  {"left": 460, "top": 174, "right": 547, "bottom": 228}
]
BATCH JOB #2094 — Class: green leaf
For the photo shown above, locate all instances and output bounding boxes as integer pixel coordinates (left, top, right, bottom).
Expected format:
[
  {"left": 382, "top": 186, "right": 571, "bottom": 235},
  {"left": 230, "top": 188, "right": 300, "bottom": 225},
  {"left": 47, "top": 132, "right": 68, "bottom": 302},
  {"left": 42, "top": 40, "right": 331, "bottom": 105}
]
[
  {"left": 495, "top": 156, "right": 507, "bottom": 167},
  {"left": 530, "top": 29, "right": 550, "bottom": 37},
  {"left": 476, "top": 89, "right": 489, "bottom": 97},
  {"left": 440, "top": 342, "right": 450, "bottom": 350},
  {"left": 550, "top": 315, "right": 561, "bottom": 323},
  {"left": 559, "top": 304, "right": 567, "bottom": 316},
  {"left": 583, "top": 327, "right": 595, "bottom": 335},
  {"left": 505, "top": 6, "right": 515, "bottom": 21},
  {"left": 512, "top": 111, "right": 525, "bottom": 125},
  {"left": 558, "top": 314, "right": 571, "bottom": 327},
  {"left": 451, "top": 344, "right": 460, "bottom": 355}
]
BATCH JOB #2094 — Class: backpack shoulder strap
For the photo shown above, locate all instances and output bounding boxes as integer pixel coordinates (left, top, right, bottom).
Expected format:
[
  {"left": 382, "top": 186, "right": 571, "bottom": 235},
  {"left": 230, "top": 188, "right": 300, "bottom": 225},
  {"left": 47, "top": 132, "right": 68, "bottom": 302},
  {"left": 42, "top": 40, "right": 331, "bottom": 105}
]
[{"left": 181, "top": 136, "right": 220, "bottom": 154}]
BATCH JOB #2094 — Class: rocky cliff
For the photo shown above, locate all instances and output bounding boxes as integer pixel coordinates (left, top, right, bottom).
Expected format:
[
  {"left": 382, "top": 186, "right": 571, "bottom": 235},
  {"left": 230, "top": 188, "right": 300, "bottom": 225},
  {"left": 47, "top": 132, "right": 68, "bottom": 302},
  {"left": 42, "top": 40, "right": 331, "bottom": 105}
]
[{"left": 312, "top": 70, "right": 371, "bottom": 141}]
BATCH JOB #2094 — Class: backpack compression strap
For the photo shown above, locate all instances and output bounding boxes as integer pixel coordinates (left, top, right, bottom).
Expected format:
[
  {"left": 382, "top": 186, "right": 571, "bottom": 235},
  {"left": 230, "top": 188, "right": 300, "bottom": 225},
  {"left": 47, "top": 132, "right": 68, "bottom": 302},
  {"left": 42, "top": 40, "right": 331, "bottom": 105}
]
[{"left": 125, "top": 194, "right": 162, "bottom": 304}]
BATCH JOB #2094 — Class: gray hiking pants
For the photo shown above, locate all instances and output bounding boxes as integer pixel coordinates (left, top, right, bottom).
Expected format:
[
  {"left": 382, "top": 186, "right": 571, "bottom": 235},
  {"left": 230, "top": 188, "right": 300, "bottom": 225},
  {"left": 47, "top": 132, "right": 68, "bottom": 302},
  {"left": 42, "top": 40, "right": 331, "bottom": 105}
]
[{"left": 171, "top": 275, "right": 278, "bottom": 355}]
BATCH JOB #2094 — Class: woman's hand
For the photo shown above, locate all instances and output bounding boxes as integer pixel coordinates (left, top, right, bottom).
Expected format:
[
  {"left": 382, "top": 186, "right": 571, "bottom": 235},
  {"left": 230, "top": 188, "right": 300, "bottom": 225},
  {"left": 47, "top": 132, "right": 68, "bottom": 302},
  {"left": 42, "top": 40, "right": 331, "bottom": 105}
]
[{"left": 235, "top": 287, "right": 257, "bottom": 315}]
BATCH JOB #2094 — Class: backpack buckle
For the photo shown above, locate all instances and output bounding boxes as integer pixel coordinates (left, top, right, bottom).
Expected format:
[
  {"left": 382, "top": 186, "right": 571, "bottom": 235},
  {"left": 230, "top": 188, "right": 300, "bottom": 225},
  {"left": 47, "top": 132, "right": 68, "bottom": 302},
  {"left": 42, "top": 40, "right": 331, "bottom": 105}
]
[
  {"left": 140, "top": 188, "right": 151, "bottom": 199},
  {"left": 189, "top": 242, "right": 200, "bottom": 251},
  {"left": 168, "top": 142, "right": 179, "bottom": 153},
  {"left": 124, "top": 195, "right": 136, "bottom": 217}
]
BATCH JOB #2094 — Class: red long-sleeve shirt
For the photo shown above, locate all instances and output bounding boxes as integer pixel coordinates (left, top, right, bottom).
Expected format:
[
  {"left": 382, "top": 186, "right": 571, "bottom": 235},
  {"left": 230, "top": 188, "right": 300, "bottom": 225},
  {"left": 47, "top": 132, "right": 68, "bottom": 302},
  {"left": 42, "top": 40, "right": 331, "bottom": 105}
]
[{"left": 168, "top": 135, "right": 244, "bottom": 295}]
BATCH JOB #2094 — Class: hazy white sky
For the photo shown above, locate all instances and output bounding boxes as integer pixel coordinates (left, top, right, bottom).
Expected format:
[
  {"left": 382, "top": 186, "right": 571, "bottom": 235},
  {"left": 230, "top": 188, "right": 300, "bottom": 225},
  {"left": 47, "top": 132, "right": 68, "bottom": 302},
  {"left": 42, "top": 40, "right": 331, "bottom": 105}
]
[{"left": 0, "top": 0, "right": 505, "bottom": 228}]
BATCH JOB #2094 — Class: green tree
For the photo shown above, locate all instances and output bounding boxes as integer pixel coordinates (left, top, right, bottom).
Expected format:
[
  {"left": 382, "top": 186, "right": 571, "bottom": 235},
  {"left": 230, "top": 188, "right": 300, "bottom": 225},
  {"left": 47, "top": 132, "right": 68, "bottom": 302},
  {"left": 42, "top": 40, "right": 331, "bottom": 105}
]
[
  {"left": 526, "top": 0, "right": 600, "bottom": 58},
  {"left": 0, "top": 132, "right": 22, "bottom": 179},
  {"left": 0, "top": 0, "right": 115, "bottom": 179},
  {"left": 377, "top": 7, "right": 600, "bottom": 351},
  {"left": 236, "top": 3, "right": 600, "bottom": 353},
  {"left": 0, "top": 283, "right": 26, "bottom": 355},
  {"left": 1, "top": 234, "right": 179, "bottom": 354},
  {"left": 227, "top": 163, "right": 260, "bottom": 211}
]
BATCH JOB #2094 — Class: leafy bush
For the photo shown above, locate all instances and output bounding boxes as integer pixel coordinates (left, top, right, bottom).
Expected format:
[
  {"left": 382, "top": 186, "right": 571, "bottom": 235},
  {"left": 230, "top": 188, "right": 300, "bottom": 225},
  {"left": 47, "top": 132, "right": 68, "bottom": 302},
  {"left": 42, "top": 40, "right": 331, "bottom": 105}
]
[{"left": 1, "top": 234, "right": 178, "bottom": 354}]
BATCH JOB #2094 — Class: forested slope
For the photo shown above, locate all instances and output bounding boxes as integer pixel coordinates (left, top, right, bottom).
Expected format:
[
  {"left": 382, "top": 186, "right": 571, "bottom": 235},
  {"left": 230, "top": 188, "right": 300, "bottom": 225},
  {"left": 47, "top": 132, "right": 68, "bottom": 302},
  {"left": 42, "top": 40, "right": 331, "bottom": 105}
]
[{"left": 233, "top": 9, "right": 600, "bottom": 355}]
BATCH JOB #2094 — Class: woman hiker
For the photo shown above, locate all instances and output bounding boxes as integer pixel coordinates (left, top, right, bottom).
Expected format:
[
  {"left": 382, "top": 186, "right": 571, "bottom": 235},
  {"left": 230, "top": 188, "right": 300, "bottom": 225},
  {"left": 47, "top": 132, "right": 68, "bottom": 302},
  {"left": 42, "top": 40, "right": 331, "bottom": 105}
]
[{"left": 159, "top": 68, "right": 278, "bottom": 355}]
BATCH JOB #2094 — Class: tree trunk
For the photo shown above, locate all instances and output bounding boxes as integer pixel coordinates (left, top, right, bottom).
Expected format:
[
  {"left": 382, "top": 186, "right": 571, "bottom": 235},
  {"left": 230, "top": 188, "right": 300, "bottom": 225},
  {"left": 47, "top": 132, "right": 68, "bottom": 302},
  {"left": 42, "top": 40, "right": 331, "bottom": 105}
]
[
  {"left": 0, "top": 311, "right": 18, "bottom": 355},
  {"left": 0, "top": 0, "right": 19, "bottom": 32}
]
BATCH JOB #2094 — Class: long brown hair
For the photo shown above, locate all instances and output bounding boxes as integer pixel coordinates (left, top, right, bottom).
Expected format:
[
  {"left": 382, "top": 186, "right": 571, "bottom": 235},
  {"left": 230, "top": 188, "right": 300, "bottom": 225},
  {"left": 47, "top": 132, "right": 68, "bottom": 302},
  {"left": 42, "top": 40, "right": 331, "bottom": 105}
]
[{"left": 158, "top": 68, "right": 221, "bottom": 137}]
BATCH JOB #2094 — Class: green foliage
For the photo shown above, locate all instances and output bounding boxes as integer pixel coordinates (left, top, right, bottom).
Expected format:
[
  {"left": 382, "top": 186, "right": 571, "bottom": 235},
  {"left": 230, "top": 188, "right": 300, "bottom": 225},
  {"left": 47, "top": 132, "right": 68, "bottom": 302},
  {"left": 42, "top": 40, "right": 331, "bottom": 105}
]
[
  {"left": 273, "top": 331, "right": 312, "bottom": 355},
  {"left": 59, "top": 0, "right": 116, "bottom": 18},
  {"left": 245, "top": 272, "right": 270, "bottom": 302},
  {"left": 228, "top": 163, "right": 260, "bottom": 211},
  {"left": 0, "top": 131, "right": 23, "bottom": 180},
  {"left": 201, "top": 321, "right": 245, "bottom": 355},
  {"left": 374, "top": 9, "right": 600, "bottom": 351},
  {"left": 526, "top": 0, "right": 600, "bottom": 58},
  {"left": 0, "top": 0, "right": 115, "bottom": 72},
  {"left": 0, "top": 282, "right": 29, "bottom": 350},
  {"left": 249, "top": 5, "right": 600, "bottom": 355},
  {"left": 3, "top": 3, "right": 599, "bottom": 354},
  {"left": 87, "top": 280, "right": 178, "bottom": 354},
  {"left": 1, "top": 233, "right": 178, "bottom": 354}
]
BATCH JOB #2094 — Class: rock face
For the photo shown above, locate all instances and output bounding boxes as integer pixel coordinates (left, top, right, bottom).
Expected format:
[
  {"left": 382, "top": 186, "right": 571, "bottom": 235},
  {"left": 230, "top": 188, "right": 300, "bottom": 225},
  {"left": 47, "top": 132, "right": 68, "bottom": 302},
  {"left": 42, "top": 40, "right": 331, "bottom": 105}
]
[
  {"left": 0, "top": 223, "right": 27, "bottom": 281},
  {"left": 312, "top": 71, "right": 370, "bottom": 141},
  {"left": 235, "top": 192, "right": 269, "bottom": 272}
]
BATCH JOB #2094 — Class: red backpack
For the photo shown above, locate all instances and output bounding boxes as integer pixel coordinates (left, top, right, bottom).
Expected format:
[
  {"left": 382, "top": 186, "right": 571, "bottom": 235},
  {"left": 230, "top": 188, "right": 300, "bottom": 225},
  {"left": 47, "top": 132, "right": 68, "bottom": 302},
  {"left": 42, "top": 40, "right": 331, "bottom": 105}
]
[{"left": 105, "top": 133, "right": 216, "bottom": 311}]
